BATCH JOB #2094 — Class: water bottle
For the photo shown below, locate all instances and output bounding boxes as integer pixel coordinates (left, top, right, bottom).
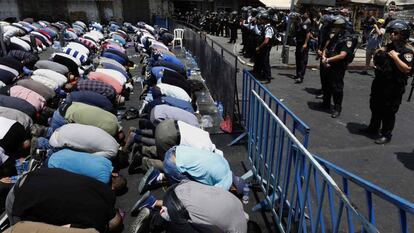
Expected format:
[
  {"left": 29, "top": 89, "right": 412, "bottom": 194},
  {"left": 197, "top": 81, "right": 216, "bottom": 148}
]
[
  {"left": 242, "top": 184, "right": 250, "bottom": 204},
  {"left": 217, "top": 102, "right": 224, "bottom": 118},
  {"left": 52, "top": 41, "right": 61, "bottom": 50},
  {"left": 15, "top": 159, "right": 24, "bottom": 177}
]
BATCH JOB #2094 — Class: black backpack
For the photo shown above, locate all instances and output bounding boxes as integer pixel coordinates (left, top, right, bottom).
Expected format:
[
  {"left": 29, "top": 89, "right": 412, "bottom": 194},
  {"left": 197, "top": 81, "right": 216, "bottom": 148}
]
[{"left": 262, "top": 25, "right": 278, "bottom": 46}]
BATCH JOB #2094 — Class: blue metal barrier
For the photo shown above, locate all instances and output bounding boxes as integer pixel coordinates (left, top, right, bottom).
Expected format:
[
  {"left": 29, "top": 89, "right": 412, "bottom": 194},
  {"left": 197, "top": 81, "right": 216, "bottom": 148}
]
[
  {"left": 229, "top": 69, "right": 310, "bottom": 147},
  {"left": 313, "top": 155, "right": 414, "bottom": 233},
  {"left": 247, "top": 89, "right": 378, "bottom": 233}
]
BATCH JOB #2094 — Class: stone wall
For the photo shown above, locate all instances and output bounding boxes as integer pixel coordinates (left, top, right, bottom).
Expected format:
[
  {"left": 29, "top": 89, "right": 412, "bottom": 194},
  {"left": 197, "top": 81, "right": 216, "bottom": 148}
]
[{"left": 0, "top": 0, "right": 20, "bottom": 20}]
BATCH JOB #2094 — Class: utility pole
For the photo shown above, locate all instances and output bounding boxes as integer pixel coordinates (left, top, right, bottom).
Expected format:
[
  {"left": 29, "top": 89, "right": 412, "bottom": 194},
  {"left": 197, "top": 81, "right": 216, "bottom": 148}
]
[{"left": 281, "top": 0, "right": 296, "bottom": 64}]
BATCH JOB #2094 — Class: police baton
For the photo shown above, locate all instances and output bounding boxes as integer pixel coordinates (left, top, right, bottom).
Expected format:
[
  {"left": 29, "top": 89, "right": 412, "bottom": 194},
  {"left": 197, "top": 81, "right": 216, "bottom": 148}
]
[{"left": 407, "top": 76, "right": 414, "bottom": 102}]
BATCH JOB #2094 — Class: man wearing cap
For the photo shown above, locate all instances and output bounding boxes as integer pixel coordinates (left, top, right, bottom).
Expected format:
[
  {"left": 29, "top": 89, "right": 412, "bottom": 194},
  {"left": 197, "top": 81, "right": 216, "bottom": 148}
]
[{"left": 363, "top": 18, "right": 385, "bottom": 75}]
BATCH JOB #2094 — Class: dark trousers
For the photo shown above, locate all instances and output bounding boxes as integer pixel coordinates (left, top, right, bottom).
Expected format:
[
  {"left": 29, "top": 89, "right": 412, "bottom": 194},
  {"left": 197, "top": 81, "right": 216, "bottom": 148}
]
[
  {"left": 295, "top": 44, "right": 309, "bottom": 79},
  {"left": 320, "top": 60, "right": 328, "bottom": 97},
  {"left": 150, "top": 212, "right": 199, "bottom": 233},
  {"left": 369, "top": 86, "right": 404, "bottom": 138},
  {"left": 253, "top": 46, "right": 272, "bottom": 80},
  {"left": 323, "top": 66, "right": 345, "bottom": 111},
  {"left": 229, "top": 27, "right": 237, "bottom": 43}
]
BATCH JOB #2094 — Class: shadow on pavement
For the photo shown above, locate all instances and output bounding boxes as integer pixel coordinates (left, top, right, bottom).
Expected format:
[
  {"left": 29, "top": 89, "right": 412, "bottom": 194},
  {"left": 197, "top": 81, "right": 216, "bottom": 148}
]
[
  {"left": 307, "top": 101, "right": 331, "bottom": 113},
  {"left": 395, "top": 150, "right": 414, "bottom": 171},
  {"left": 345, "top": 122, "right": 378, "bottom": 139},
  {"left": 348, "top": 70, "right": 373, "bottom": 77},
  {"left": 277, "top": 73, "right": 296, "bottom": 80},
  {"left": 303, "top": 87, "right": 321, "bottom": 96}
]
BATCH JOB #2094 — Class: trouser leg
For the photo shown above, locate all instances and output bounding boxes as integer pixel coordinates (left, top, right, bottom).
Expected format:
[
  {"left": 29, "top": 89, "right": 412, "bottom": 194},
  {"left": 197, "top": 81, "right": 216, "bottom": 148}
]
[
  {"left": 332, "top": 68, "right": 345, "bottom": 112},
  {"left": 262, "top": 47, "right": 271, "bottom": 80}
]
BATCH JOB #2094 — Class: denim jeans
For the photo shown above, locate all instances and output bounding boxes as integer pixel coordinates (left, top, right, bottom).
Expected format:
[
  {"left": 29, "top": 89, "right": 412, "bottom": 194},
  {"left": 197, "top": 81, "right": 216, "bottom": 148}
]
[
  {"left": 46, "top": 111, "right": 67, "bottom": 138},
  {"left": 163, "top": 147, "right": 187, "bottom": 184}
]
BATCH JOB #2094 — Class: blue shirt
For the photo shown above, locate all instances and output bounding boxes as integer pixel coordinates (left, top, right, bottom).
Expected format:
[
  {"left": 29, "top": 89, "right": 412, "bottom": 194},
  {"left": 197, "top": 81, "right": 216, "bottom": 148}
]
[
  {"left": 158, "top": 54, "right": 184, "bottom": 70},
  {"left": 48, "top": 149, "right": 113, "bottom": 184},
  {"left": 175, "top": 146, "right": 233, "bottom": 190},
  {"left": 101, "top": 52, "right": 127, "bottom": 66},
  {"left": 66, "top": 90, "right": 115, "bottom": 113},
  {"left": 151, "top": 66, "right": 176, "bottom": 80},
  {"left": 162, "top": 96, "right": 194, "bottom": 113}
]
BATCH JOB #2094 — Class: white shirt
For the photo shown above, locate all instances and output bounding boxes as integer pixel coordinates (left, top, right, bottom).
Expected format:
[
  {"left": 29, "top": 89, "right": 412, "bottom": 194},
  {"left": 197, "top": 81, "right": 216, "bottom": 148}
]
[
  {"left": 178, "top": 121, "right": 223, "bottom": 155},
  {"left": 264, "top": 24, "right": 275, "bottom": 39},
  {"left": 66, "top": 42, "right": 90, "bottom": 56},
  {"left": 157, "top": 83, "right": 191, "bottom": 102},
  {"left": 31, "top": 75, "right": 59, "bottom": 90},
  {"left": 0, "top": 117, "right": 16, "bottom": 140},
  {"left": 10, "top": 37, "right": 31, "bottom": 51},
  {"left": 95, "top": 68, "right": 127, "bottom": 85},
  {"left": 3, "top": 26, "right": 23, "bottom": 41},
  {"left": 33, "top": 69, "right": 67, "bottom": 87}
]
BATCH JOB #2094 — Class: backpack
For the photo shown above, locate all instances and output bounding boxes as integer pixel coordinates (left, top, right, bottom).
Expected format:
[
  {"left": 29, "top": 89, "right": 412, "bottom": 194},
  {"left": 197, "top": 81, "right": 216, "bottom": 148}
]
[{"left": 262, "top": 25, "right": 279, "bottom": 46}]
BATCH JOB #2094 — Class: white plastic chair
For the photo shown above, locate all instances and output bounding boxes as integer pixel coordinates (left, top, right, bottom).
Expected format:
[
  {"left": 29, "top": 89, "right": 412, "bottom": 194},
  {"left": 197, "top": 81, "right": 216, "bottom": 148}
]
[{"left": 172, "top": 29, "right": 184, "bottom": 49}]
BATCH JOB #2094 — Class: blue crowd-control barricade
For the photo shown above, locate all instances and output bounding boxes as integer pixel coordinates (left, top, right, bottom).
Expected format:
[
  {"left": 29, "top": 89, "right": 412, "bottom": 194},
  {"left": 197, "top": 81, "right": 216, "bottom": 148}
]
[
  {"left": 247, "top": 89, "right": 378, "bottom": 233},
  {"left": 230, "top": 69, "right": 310, "bottom": 147},
  {"left": 313, "top": 155, "right": 414, "bottom": 233}
]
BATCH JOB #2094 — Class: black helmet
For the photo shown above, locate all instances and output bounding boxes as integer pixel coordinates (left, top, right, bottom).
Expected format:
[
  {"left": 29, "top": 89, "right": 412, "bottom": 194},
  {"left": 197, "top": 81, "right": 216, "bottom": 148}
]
[
  {"left": 386, "top": 19, "right": 411, "bottom": 40},
  {"left": 333, "top": 16, "right": 346, "bottom": 27},
  {"left": 259, "top": 11, "right": 270, "bottom": 20}
]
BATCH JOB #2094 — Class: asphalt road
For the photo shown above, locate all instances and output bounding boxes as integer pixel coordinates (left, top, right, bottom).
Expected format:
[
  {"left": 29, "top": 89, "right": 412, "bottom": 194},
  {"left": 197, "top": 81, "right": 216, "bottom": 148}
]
[{"left": 206, "top": 33, "right": 414, "bottom": 232}]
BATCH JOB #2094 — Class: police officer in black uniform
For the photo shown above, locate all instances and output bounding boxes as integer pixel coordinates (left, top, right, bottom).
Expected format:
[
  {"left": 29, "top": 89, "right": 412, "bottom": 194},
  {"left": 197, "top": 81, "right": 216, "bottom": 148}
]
[
  {"left": 228, "top": 11, "right": 238, "bottom": 43},
  {"left": 321, "top": 17, "right": 356, "bottom": 118},
  {"left": 363, "top": 20, "right": 414, "bottom": 144},
  {"left": 294, "top": 11, "right": 312, "bottom": 84},
  {"left": 316, "top": 13, "right": 334, "bottom": 99},
  {"left": 254, "top": 11, "right": 275, "bottom": 83}
]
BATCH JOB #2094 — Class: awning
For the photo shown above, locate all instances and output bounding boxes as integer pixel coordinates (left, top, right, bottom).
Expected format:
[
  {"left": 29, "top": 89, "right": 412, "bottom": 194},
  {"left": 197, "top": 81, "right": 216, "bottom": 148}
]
[
  {"left": 260, "top": 0, "right": 335, "bottom": 8},
  {"left": 347, "top": 0, "right": 414, "bottom": 5},
  {"left": 259, "top": 0, "right": 292, "bottom": 9}
]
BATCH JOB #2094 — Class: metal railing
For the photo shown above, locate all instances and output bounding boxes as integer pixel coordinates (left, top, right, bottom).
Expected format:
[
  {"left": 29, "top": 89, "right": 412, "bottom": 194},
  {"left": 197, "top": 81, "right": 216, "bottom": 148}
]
[
  {"left": 313, "top": 155, "right": 414, "bottom": 233},
  {"left": 169, "top": 19, "right": 241, "bottom": 126},
  {"left": 230, "top": 69, "right": 310, "bottom": 146},
  {"left": 247, "top": 89, "right": 378, "bottom": 233}
]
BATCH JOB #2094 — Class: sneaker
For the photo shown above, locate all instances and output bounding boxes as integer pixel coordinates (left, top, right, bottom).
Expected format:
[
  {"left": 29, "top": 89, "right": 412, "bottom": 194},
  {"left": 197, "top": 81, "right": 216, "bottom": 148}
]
[
  {"left": 122, "top": 127, "right": 137, "bottom": 152},
  {"left": 331, "top": 110, "right": 341, "bottom": 118},
  {"left": 375, "top": 136, "right": 391, "bottom": 145},
  {"left": 138, "top": 167, "right": 160, "bottom": 194},
  {"left": 315, "top": 94, "right": 324, "bottom": 99},
  {"left": 294, "top": 77, "right": 303, "bottom": 84},
  {"left": 130, "top": 207, "right": 151, "bottom": 233},
  {"left": 30, "top": 124, "right": 46, "bottom": 137},
  {"left": 131, "top": 191, "right": 156, "bottom": 216}
]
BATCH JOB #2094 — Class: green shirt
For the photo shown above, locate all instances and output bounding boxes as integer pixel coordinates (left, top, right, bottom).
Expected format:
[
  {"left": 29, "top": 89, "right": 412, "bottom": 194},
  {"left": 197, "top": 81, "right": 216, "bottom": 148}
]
[{"left": 65, "top": 102, "right": 120, "bottom": 136}]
